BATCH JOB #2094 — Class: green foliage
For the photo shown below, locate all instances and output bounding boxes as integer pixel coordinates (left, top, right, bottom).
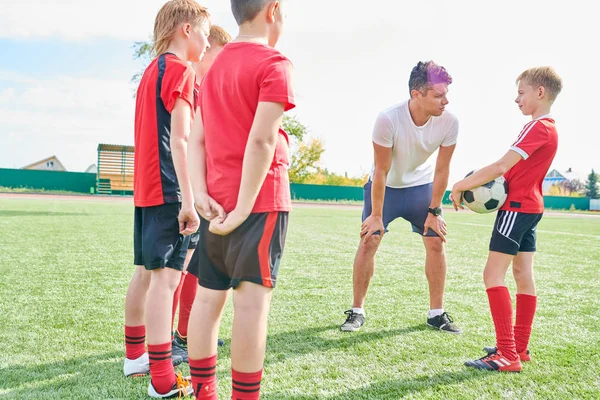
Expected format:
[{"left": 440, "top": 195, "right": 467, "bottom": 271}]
[{"left": 584, "top": 169, "right": 599, "bottom": 199}]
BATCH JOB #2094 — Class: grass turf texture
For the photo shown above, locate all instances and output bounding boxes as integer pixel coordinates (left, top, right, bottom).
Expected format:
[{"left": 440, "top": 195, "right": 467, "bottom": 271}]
[{"left": 0, "top": 198, "right": 598, "bottom": 399}]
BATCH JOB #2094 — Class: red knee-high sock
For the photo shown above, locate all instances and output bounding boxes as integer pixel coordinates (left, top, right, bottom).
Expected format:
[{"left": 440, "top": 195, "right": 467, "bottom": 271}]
[
  {"left": 487, "top": 286, "right": 518, "bottom": 361},
  {"left": 232, "top": 369, "right": 262, "bottom": 400},
  {"left": 177, "top": 272, "right": 198, "bottom": 338},
  {"left": 171, "top": 272, "right": 185, "bottom": 336},
  {"left": 190, "top": 355, "right": 217, "bottom": 400},
  {"left": 148, "top": 343, "right": 176, "bottom": 394},
  {"left": 514, "top": 293, "right": 537, "bottom": 353},
  {"left": 125, "top": 325, "right": 146, "bottom": 360}
]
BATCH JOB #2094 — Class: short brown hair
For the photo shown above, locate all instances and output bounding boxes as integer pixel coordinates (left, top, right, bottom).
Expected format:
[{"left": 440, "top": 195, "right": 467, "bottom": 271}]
[
  {"left": 153, "top": 0, "right": 210, "bottom": 56},
  {"left": 209, "top": 25, "right": 232, "bottom": 47},
  {"left": 409, "top": 61, "right": 452, "bottom": 95},
  {"left": 516, "top": 67, "right": 563, "bottom": 102}
]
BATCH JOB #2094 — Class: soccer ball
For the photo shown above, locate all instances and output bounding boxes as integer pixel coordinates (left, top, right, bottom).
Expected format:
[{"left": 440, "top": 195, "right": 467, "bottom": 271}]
[{"left": 462, "top": 171, "right": 508, "bottom": 214}]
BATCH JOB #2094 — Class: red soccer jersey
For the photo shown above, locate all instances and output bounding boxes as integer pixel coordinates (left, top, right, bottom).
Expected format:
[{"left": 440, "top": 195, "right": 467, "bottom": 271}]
[
  {"left": 199, "top": 42, "right": 295, "bottom": 213},
  {"left": 133, "top": 53, "right": 196, "bottom": 207},
  {"left": 501, "top": 116, "right": 558, "bottom": 213}
]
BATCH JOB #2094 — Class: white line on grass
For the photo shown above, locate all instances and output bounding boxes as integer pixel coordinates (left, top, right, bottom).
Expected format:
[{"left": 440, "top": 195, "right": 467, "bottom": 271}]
[{"left": 453, "top": 222, "right": 600, "bottom": 239}]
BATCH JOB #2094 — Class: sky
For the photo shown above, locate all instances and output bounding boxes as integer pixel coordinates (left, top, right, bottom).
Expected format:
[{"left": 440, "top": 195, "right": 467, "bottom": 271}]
[{"left": 0, "top": 0, "right": 598, "bottom": 185}]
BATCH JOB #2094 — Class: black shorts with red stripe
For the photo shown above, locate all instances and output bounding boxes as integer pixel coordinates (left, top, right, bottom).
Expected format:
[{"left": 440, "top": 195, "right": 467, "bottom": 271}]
[
  {"left": 489, "top": 210, "right": 543, "bottom": 255},
  {"left": 187, "top": 212, "right": 288, "bottom": 290}
]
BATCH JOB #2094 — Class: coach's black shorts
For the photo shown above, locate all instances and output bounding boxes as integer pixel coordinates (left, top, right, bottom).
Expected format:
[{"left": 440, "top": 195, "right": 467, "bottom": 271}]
[
  {"left": 489, "top": 210, "right": 543, "bottom": 256},
  {"left": 187, "top": 212, "right": 288, "bottom": 290},
  {"left": 133, "top": 203, "right": 191, "bottom": 271}
]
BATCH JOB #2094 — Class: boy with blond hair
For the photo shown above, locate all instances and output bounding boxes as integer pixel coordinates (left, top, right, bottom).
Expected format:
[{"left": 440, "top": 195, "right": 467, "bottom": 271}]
[
  {"left": 186, "top": 1, "right": 294, "bottom": 398},
  {"left": 123, "top": 0, "right": 210, "bottom": 397},
  {"left": 451, "top": 66, "right": 563, "bottom": 372},
  {"left": 173, "top": 24, "right": 233, "bottom": 353}
]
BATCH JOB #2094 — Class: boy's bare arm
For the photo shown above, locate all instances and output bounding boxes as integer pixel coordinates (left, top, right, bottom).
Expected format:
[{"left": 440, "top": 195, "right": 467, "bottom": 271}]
[
  {"left": 451, "top": 150, "right": 522, "bottom": 210},
  {"left": 171, "top": 97, "right": 199, "bottom": 235},
  {"left": 188, "top": 107, "right": 225, "bottom": 221}
]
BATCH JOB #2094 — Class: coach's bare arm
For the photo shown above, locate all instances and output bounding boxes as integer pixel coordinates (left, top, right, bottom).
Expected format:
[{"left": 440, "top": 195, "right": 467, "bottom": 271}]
[
  {"left": 361, "top": 143, "right": 392, "bottom": 242},
  {"left": 423, "top": 144, "right": 456, "bottom": 241}
]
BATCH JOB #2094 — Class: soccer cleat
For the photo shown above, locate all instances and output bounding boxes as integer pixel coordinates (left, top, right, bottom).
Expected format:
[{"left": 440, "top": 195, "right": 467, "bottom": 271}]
[
  {"left": 426, "top": 312, "right": 463, "bottom": 334},
  {"left": 148, "top": 372, "right": 194, "bottom": 398},
  {"left": 172, "top": 339, "right": 188, "bottom": 365},
  {"left": 484, "top": 346, "right": 531, "bottom": 362},
  {"left": 465, "top": 350, "right": 522, "bottom": 372},
  {"left": 174, "top": 330, "right": 225, "bottom": 348},
  {"left": 124, "top": 352, "right": 150, "bottom": 377},
  {"left": 341, "top": 309, "right": 365, "bottom": 332}
]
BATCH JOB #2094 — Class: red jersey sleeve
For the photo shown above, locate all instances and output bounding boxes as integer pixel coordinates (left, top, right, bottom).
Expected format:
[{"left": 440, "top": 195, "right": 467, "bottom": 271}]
[
  {"left": 161, "top": 62, "right": 196, "bottom": 114},
  {"left": 258, "top": 58, "right": 295, "bottom": 111},
  {"left": 510, "top": 120, "right": 548, "bottom": 160}
]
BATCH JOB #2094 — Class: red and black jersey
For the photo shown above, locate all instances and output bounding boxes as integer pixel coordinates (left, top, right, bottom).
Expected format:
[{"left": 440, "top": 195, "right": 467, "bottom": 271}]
[{"left": 133, "top": 53, "right": 196, "bottom": 207}]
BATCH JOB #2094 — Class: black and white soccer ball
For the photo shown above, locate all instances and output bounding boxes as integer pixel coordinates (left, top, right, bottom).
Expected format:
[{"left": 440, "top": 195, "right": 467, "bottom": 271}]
[{"left": 462, "top": 171, "right": 508, "bottom": 214}]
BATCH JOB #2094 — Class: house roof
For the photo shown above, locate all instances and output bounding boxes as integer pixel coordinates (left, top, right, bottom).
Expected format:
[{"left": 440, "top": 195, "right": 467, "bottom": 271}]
[{"left": 22, "top": 155, "right": 67, "bottom": 171}]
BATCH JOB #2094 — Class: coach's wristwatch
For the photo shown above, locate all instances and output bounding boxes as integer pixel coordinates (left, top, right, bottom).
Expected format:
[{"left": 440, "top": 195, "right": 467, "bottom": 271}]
[{"left": 428, "top": 207, "right": 442, "bottom": 216}]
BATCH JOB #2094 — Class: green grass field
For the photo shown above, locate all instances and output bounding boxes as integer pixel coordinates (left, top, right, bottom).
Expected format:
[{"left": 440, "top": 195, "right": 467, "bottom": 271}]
[{"left": 0, "top": 197, "right": 598, "bottom": 399}]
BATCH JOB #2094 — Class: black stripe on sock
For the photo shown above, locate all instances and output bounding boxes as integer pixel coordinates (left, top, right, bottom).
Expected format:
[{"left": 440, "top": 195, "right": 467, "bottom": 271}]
[
  {"left": 125, "top": 335, "right": 145, "bottom": 340},
  {"left": 232, "top": 386, "right": 260, "bottom": 393},
  {"left": 190, "top": 366, "right": 216, "bottom": 372},
  {"left": 149, "top": 356, "right": 172, "bottom": 361},
  {"left": 191, "top": 372, "right": 216, "bottom": 378},
  {"left": 148, "top": 350, "right": 172, "bottom": 355},
  {"left": 232, "top": 380, "right": 261, "bottom": 387}
]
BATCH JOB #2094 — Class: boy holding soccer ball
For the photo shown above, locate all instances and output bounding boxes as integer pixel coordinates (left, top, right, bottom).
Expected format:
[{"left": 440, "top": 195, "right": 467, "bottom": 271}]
[{"left": 451, "top": 67, "right": 562, "bottom": 372}]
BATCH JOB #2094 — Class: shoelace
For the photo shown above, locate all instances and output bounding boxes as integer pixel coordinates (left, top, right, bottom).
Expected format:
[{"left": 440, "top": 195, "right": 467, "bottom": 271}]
[
  {"left": 441, "top": 312, "right": 454, "bottom": 323},
  {"left": 175, "top": 372, "right": 192, "bottom": 399},
  {"left": 344, "top": 310, "right": 357, "bottom": 322}
]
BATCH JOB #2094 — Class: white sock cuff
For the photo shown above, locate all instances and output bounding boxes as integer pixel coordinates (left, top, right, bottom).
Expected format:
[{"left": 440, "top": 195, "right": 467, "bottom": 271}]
[
  {"left": 428, "top": 308, "right": 444, "bottom": 318},
  {"left": 352, "top": 307, "right": 365, "bottom": 316}
]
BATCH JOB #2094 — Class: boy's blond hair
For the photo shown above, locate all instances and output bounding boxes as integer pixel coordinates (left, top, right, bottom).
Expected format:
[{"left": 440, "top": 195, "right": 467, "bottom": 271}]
[
  {"left": 209, "top": 25, "right": 232, "bottom": 47},
  {"left": 516, "top": 67, "right": 563, "bottom": 102},
  {"left": 153, "top": 0, "right": 210, "bottom": 56}
]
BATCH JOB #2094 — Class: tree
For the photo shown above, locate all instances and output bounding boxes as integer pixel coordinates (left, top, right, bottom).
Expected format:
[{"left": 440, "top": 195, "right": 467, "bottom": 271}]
[
  {"left": 131, "top": 39, "right": 153, "bottom": 92},
  {"left": 284, "top": 115, "right": 324, "bottom": 183},
  {"left": 282, "top": 114, "right": 306, "bottom": 142},
  {"left": 584, "top": 169, "right": 599, "bottom": 199},
  {"left": 289, "top": 138, "right": 324, "bottom": 183},
  {"left": 558, "top": 179, "right": 584, "bottom": 196}
]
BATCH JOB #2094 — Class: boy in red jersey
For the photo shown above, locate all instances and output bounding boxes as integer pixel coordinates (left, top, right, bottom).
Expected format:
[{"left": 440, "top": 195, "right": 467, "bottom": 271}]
[
  {"left": 186, "top": 1, "right": 294, "bottom": 398},
  {"left": 451, "top": 66, "right": 563, "bottom": 372},
  {"left": 172, "top": 25, "right": 233, "bottom": 353},
  {"left": 123, "top": 1, "right": 209, "bottom": 397}
]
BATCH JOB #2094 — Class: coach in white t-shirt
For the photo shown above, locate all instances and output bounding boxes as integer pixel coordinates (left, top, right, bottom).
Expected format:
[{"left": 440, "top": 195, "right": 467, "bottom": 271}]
[{"left": 341, "top": 61, "right": 462, "bottom": 334}]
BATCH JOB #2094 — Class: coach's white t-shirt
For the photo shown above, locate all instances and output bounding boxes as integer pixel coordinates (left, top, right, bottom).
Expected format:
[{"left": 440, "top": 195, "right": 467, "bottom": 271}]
[{"left": 370, "top": 100, "right": 458, "bottom": 188}]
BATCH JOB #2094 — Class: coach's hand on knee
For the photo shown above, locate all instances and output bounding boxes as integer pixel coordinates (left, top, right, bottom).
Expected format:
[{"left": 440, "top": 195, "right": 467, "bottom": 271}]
[
  {"left": 361, "top": 215, "right": 384, "bottom": 244},
  {"left": 424, "top": 214, "right": 447, "bottom": 242}
]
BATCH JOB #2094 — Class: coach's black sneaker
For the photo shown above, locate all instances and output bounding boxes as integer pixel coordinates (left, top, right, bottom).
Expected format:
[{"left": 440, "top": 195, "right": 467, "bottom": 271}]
[
  {"left": 341, "top": 309, "right": 365, "bottom": 332},
  {"left": 426, "top": 312, "right": 462, "bottom": 334}
]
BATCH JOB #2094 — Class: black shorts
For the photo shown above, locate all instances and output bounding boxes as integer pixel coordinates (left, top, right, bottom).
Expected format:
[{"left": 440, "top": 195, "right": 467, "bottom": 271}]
[
  {"left": 187, "top": 212, "right": 288, "bottom": 290},
  {"left": 133, "top": 203, "right": 191, "bottom": 271},
  {"left": 489, "top": 210, "right": 543, "bottom": 256}
]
